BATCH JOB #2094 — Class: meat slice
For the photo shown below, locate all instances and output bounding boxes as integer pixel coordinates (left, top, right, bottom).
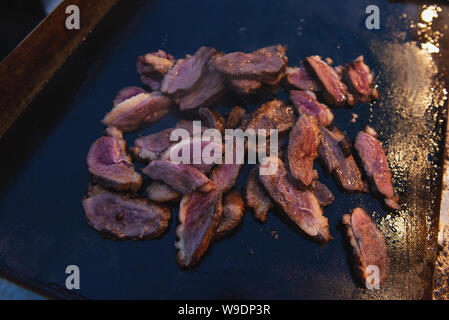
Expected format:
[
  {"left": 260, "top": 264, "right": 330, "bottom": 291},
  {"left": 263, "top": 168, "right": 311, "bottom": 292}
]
[
  {"left": 311, "top": 181, "right": 334, "bottom": 207},
  {"left": 213, "top": 191, "right": 245, "bottom": 241},
  {"left": 245, "top": 166, "right": 274, "bottom": 223},
  {"left": 354, "top": 127, "right": 398, "bottom": 209},
  {"left": 161, "top": 46, "right": 216, "bottom": 97},
  {"left": 146, "top": 181, "right": 181, "bottom": 203},
  {"left": 198, "top": 107, "right": 226, "bottom": 133},
  {"left": 259, "top": 156, "right": 331, "bottom": 243},
  {"left": 175, "top": 188, "right": 222, "bottom": 268},
  {"left": 341, "top": 56, "right": 378, "bottom": 103},
  {"left": 137, "top": 50, "right": 175, "bottom": 91},
  {"left": 247, "top": 100, "right": 295, "bottom": 137},
  {"left": 87, "top": 127, "right": 142, "bottom": 192},
  {"left": 290, "top": 90, "right": 334, "bottom": 127},
  {"left": 287, "top": 114, "right": 321, "bottom": 187},
  {"left": 285, "top": 67, "right": 319, "bottom": 92},
  {"left": 102, "top": 87, "right": 172, "bottom": 132},
  {"left": 82, "top": 185, "right": 170, "bottom": 240},
  {"left": 142, "top": 160, "right": 213, "bottom": 194},
  {"left": 304, "top": 56, "right": 354, "bottom": 107},
  {"left": 342, "top": 208, "right": 389, "bottom": 287},
  {"left": 226, "top": 106, "right": 246, "bottom": 129},
  {"left": 178, "top": 66, "right": 226, "bottom": 111},
  {"left": 318, "top": 126, "right": 367, "bottom": 192},
  {"left": 227, "top": 79, "right": 262, "bottom": 95},
  {"left": 212, "top": 45, "right": 287, "bottom": 83}
]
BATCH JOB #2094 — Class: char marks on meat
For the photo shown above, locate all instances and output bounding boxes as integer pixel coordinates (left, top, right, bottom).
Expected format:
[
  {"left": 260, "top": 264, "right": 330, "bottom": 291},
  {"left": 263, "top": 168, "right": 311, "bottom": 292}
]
[
  {"left": 285, "top": 67, "right": 319, "bottom": 92},
  {"left": 226, "top": 106, "right": 246, "bottom": 129},
  {"left": 341, "top": 56, "right": 378, "bottom": 104},
  {"left": 245, "top": 166, "right": 274, "bottom": 223},
  {"left": 175, "top": 188, "right": 222, "bottom": 268},
  {"left": 311, "top": 181, "right": 334, "bottom": 208},
  {"left": 87, "top": 127, "right": 142, "bottom": 192},
  {"left": 304, "top": 56, "right": 354, "bottom": 107},
  {"left": 146, "top": 181, "right": 181, "bottom": 203},
  {"left": 318, "top": 126, "right": 367, "bottom": 192},
  {"left": 259, "top": 157, "right": 331, "bottom": 242},
  {"left": 143, "top": 160, "right": 213, "bottom": 194},
  {"left": 161, "top": 46, "right": 216, "bottom": 97},
  {"left": 102, "top": 87, "right": 172, "bottom": 132},
  {"left": 214, "top": 191, "right": 245, "bottom": 241},
  {"left": 198, "top": 107, "right": 226, "bottom": 133},
  {"left": 354, "top": 127, "right": 398, "bottom": 209},
  {"left": 247, "top": 100, "right": 295, "bottom": 136},
  {"left": 83, "top": 185, "right": 171, "bottom": 240},
  {"left": 342, "top": 208, "right": 389, "bottom": 286},
  {"left": 290, "top": 90, "right": 334, "bottom": 127},
  {"left": 137, "top": 50, "right": 175, "bottom": 91},
  {"left": 228, "top": 79, "right": 262, "bottom": 95},
  {"left": 287, "top": 114, "right": 321, "bottom": 187}
]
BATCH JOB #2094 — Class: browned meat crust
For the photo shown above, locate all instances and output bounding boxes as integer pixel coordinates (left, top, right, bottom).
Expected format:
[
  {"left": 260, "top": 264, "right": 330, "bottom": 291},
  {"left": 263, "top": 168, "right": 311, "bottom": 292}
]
[
  {"left": 290, "top": 90, "right": 334, "bottom": 127},
  {"left": 83, "top": 185, "right": 171, "bottom": 240},
  {"left": 342, "top": 208, "right": 389, "bottom": 287},
  {"left": 285, "top": 66, "right": 319, "bottom": 92},
  {"left": 87, "top": 127, "right": 142, "bottom": 192},
  {"left": 199, "top": 107, "right": 226, "bottom": 133},
  {"left": 245, "top": 166, "right": 274, "bottom": 223},
  {"left": 341, "top": 56, "right": 378, "bottom": 104},
  {"left": 146, "top": 181, "right": 181, "bottom": 203},
  {"left": 226, "top": 106, "right": 246, "bottom": 129},
  {"left": 247, "top": 100, "right": 295, "bottom": 137},
  {"left": 214, "top": 191, "right": 245, "bottom": 241},
  {"left": 259, "top": 157, "right": 331, "bottom": 243}
]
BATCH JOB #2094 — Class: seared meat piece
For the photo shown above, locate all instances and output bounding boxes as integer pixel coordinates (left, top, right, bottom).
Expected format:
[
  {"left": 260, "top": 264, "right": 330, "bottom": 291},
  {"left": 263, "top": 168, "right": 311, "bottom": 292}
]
[
  {"left": 102, "top": 87, "right": 172, "bottom": 132},
  {"left": 290, "top": 90, "right": 334, "bottom": 127},
  {"left": 83, "top": 185, "right": 170, "bottom": 240},
  {"left": 354, "top": 127, "right": 399, "bottom": 209},
  {"left": 228, "top": 79, "right": 262, "bottom": 95},
  {"left": 178, "top": 66, "right": 225, "bottom": 111},
  {"left": 319, "top": 126, "right": 367, "bottom": 192},
  {"left": 342, "top": 208, "right": 389, "bottom": 287},
  {"left": 198, "top": 107, "right": 226, "bottom": 133},
  {"left": 311, "top": 181, "right": 334, "bottom": 207},
  {"left": 176, "top": 188, "right": 222, "bottom": 268},
  {"left": 304, "top": 56, "right": 354, "bottom": 107},
  {"left": 214, "top": 191, "right": 245, "bottom": 241},
  {"left": 285, "top": 67, "right": 319, "bottom": 92},
  {"left": 143, "top": 160, "right": 213, "bottom": 194},
  {"left": 209, "top": 149, "right": 244, "bottom": 194},
  {"left": 245, "top": 166, "right": 274, "bottom": 222},
  {"left": 146, "top": 181, "right": 181, "bottom": 203},
  {"left": 137, "top": 50, "right": 175, "bottom": 91},
  {"left": 259, "top": 157, "right": 331, "bottom": 242},
  {"left": 212, "top": 45, "right": 287, "bottom": 83},
  {"left": 287, "top": 114, "right": 321, "bottom": 187},
  {"left": 87, "top": 127, "right": 142, "bottom": 192},
  {"left": 341, "top": 56, "right": 378, "bottom": 104},
  {"left": 161, "top": 47, "right": 216, "bottom": 97},
  {"left": 247, "top": 100, "right": 295, "bottom": 137},
  {"left": 226, "top": 106, "right": 246, "bottom": 129}
]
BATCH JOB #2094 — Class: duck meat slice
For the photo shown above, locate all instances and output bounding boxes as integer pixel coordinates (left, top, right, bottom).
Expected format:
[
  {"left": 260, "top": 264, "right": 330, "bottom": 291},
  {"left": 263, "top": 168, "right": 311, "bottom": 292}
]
[
  {"left": 287, "top": 113, "right": 321, "bottom": 187},
  {"left": 137, "top": 50, "right": 175, "bottom": 91},
  {"left": 82, "top": 185, "right": 171, "bottom": 240},
  {"left": 341, "top": 56, "right": 378, "bottom": 104},
  {"left": 285, "top": 66, "right": 319, "bottom": 92},
  {"left": 342, "top": 208, "right": 389, "bottom": 287},
  {"left": 311, "top": 181, "right": 334, "bottom": 208},
  {"left": 87, "top": 127, "right": 142, "bottom": 192},
  {"left": 213, "top": 191, "right": 245, "bottom": 241},
  {"left": 318, "top": 126, "right": 367, "bottom": 192},
  {"left": 175, "top": 188, "right": 222, "bottom": 268},
  {"left": 290, "top": 90, "right": 334, "bottom": 127},
  {"left": 161, "top": 46, "right": 216, "bottom": 97},
  {"left": 259, "top": 156, "right": 331, "bottom": 243},
  {"left": 226, "top": 106, "right": 246, "bottom": 129},
  {"left": 102, "top": 87, "right": 172, "bottom": 132},
  {"left": 247, "top": 99, "right": 295, "bottom": 137},
  {"left": 146, "top": 181, "right": 181, "bottom": 203},
  {"left": 198, "top": 107, "right": 226, "bottom": 133},
  {"left": 227, "top": 79, "right": 262, "bottom": 95},
  {"left": 245, "top": 166, "right": 274, "bottom": 223},
  {"left": 354, "top": 127, "right": 399, "bottom": 209},
  {"left": 304, "top": 56, "right": 354, "bottom": 107},
  {"left": 142, "top": 160, "right": 213, "bottom": 194}
]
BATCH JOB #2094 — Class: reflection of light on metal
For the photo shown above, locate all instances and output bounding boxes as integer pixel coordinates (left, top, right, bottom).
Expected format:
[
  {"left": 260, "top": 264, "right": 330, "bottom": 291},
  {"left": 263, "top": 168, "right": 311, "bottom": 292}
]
[
  {"left": 421, "top": 42, "right": 440, "bottom": 54},
  {"left": 421, "top": 6, "right": 438, "bottom": 23}
]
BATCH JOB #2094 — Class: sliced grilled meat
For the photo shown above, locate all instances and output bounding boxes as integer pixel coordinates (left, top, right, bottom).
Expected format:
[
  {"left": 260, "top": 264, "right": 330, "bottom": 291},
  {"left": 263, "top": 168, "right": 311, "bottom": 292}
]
[
  {"left": 287, "top": 114, "right": 321, "bottom": 187},
  {"left": 354, "top": 127, "right": 399, "bottom": 209},
  {"left": 227, "top": 79, "right": 262, "bottom": 95},
  {"left": 342, "top": 208, "right": 389, "bottom": 287},
  {"left": 304, "top": 56, "right": 354, "bottom": 107},
  {"left": 290, "top": 90, "right": 334, "bottom": 127},
  {"left": 259, "top": 156, "right": 331, "bottom": 243},
  {"left": 83, "top": 185, "right": 170, "bottom": 240},
  {"left": 341, "top": 56, "right": 378, "bottom": 104},
  {"left": 285, "top": 66, "right": 319, "bottom": 92},
  {"left": 198, "top": 107, "right": 226, "bottom": 133},
  {"left": 245, "top": 166, "right": 274, "bottom": 223},
  {"left": 102, "top": 87, "right": 172, "bottom": 132},
  {"left": 143, "top": 160, "right": 213, "bottom": 194},
  {"left": 247, "top": 100, "right": 295, "bottom": 137},
  {"left": 137, "top": 50, "right": 175, "bottom": 91},
  {"left": 146, "top": 181, "right": 181, "bottom": 203},
  {"left": 214, "top": 191, "right": 245, "bottom": 241},
  {"left": 87, "top": 127, "right": 142, "bottom": 192},
  {"left": 318, "top": 126, "right": 367, "bottom": 192},
  {"left": 226, "top": 106, "right": 246, "bottom": 129},
  {"left": 311, "top": 181, "right": 334, "bottom": 207}
]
